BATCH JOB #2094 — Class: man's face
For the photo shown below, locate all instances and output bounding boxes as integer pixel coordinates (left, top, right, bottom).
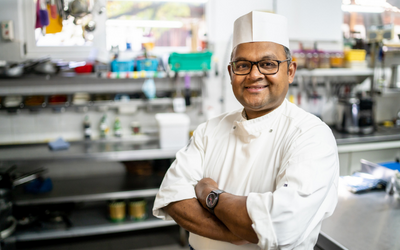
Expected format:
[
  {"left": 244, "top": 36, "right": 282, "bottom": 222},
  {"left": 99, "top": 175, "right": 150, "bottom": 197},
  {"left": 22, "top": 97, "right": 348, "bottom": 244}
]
[{"left": 228, "top": 42, "right": 296, "bottom": 119}]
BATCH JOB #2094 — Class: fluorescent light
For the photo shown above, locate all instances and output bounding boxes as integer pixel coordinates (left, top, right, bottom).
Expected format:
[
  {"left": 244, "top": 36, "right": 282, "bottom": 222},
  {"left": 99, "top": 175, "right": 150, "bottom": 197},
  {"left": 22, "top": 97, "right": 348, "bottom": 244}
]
[
  {"left": 106, "top": 19, "right": 184, "bottom": 28},
  {"left": 108, "top": 0, "right": 208, "bottom": 2},
  {"left": 354, "top": 0, "right": 386, "bottom": 6},
  {"left": 341, "top": 4, "right": 385, "bottom": 13}
]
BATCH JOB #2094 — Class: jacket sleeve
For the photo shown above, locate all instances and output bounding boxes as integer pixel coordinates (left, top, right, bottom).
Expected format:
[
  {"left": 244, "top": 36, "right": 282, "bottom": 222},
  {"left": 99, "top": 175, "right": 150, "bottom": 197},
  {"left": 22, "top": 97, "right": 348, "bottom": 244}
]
[
  {"left": 152, "top": 123, "right": 206, "bottom": 220},
  {"left": 246, "top": 124, "right": 339, "bottom": 250}
]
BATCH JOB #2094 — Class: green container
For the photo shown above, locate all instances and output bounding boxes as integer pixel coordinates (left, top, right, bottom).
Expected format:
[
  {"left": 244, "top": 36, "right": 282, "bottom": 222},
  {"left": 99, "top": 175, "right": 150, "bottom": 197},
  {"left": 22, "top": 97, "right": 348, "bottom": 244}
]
[{"left": 169, "top": 51, "right": 212, "bottom": 71}]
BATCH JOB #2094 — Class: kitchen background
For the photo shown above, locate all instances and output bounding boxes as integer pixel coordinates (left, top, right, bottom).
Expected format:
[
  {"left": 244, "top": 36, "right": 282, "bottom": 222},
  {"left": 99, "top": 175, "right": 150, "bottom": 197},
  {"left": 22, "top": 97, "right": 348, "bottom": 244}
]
[{"left": 0, "top": 0, "right": 400, "bottom": 250}]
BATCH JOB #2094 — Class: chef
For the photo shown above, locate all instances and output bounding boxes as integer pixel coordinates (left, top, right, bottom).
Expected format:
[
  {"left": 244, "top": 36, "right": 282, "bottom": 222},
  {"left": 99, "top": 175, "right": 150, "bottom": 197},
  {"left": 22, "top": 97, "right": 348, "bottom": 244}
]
[{"left": 153, "top": 11, "right": 339, "bottom": 250}]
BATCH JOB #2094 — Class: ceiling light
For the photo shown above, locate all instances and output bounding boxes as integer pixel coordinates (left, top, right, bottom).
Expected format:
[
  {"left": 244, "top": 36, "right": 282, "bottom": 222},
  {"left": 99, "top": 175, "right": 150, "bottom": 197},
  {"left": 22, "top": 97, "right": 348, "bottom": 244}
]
[
  {"left": 108, "top": 0, "right": 208, "bottom": 2},
  {"left": 106, "top": 20, "right": 184, "bottom": 28},
  {"left": 341, "top": 4, "right": 385, "bottom": 13}
]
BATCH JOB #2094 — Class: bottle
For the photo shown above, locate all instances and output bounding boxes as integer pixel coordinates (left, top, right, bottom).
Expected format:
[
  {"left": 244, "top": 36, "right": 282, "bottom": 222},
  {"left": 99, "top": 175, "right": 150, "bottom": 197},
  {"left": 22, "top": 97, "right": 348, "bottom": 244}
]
[
  {"left": 83, "top": 115, "right": 91, "bottom": 139},
  {"left": 114, "top": 117, "right": 122, "bottom": 137},
  {"left": 100, "top": 114, "right": 109, "bottom": 138}
]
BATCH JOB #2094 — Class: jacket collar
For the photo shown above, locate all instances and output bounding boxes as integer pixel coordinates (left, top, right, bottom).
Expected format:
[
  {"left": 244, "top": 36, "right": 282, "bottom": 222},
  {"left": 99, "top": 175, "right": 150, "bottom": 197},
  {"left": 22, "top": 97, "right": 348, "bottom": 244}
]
[{"left": 233, "top": 99, "right": 287, "bottom": 138}]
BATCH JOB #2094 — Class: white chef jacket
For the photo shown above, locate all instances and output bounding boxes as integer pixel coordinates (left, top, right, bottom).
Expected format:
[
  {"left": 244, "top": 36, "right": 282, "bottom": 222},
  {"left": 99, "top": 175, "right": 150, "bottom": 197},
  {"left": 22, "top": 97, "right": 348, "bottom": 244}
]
[{"left": 153, "top": 99, "right": 339, "bottom": 250}]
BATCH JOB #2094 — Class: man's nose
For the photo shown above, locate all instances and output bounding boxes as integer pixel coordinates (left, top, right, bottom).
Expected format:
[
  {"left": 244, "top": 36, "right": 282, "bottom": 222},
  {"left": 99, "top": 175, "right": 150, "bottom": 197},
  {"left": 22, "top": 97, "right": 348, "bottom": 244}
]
[{"left": 248, "top": 63, "right": 264, "bottom": 79}]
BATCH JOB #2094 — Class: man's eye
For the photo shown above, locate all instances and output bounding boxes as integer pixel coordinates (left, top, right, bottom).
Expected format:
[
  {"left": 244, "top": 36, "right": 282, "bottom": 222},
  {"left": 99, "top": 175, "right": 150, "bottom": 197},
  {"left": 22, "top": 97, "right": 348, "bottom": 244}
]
[
  {"left": 259, "top": 61, "right": 276, "bottom": 68},
  {"left": 236, "top": 62, "right": 249, "bottom": 69}
]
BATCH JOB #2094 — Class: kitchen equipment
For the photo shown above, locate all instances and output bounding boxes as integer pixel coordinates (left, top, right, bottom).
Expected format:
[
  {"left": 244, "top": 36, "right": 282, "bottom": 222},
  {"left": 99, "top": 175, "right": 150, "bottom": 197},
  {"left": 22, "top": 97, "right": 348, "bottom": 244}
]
[
  {"left": 84, "top": 20, "right": 96, "bottom": 32},
  {"left": 335, "top": 96, "right": 374, "bottom": 134},
  {"left": 0, "top": 62, "right": 24, "bottom": 78},
  {"left": 68, "top": 0, "right": 90, "bottom": 18},
  {"left": 0, "top": 166, "right": 47, "bottom": 244},
  {"left": 390, "top": 65, "right": 400, "bottom": 88},
  {"left": 34, "top": 60, "right": 58, "bottom": 74}
]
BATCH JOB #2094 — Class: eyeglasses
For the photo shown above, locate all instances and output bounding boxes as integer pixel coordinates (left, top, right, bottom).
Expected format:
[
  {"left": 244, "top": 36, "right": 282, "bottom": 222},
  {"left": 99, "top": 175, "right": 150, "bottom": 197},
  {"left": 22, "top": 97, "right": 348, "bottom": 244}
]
[{"left": 230, "top": 59, "right": 291, "bottom": 75}]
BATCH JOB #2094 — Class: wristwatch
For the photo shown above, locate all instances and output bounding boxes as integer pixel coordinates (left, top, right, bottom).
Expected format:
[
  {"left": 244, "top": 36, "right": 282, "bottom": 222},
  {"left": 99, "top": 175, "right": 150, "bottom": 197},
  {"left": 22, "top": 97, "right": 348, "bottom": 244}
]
[{"left": 206, "top": 189, "right": 225, "bottom": 214}]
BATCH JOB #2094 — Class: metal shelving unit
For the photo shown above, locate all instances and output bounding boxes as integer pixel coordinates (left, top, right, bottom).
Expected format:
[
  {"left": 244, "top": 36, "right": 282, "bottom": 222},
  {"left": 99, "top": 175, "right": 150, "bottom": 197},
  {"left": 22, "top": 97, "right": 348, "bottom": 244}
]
[
  {"left": 12, "top": 174, "right": 165, "bottom": 206},
  {"left": 0, "top": 71, "right": 205, "bottom": 243},
  {"left": 14, "top": 202, "right": 176, "bottom": 242},
  {"left": 11, "top": 168, "right": 176, "bottom": 241},
  {"left": 296, "top": 68, "right": 374, "bottom": 77}
]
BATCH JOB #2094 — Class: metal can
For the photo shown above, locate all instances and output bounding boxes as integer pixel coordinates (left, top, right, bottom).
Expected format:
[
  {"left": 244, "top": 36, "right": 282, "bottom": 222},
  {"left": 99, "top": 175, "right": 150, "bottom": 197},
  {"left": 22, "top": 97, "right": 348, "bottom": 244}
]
[
  {"left": 129, "top": 199, "right": 147, "bottom": 221},
  {"left": 108, "top": 200, "right": 126, "bottom": 222}
]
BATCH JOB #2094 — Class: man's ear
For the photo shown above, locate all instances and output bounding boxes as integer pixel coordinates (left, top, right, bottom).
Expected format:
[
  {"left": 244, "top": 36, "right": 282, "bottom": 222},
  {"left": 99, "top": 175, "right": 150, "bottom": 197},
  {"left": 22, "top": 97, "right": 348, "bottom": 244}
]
[
  {"left": 288, "top": 61, "right": 297, "bottom": 84},
  {"left": 227, "top": 64, "right": 233, "bottom": 82}
]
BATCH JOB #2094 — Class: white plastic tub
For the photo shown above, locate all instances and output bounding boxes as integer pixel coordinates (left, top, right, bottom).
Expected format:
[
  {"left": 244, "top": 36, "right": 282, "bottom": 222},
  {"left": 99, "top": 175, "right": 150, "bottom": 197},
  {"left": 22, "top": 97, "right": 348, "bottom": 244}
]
[{"left": 155, "top": 113, "right": 190, "bottom": 149}]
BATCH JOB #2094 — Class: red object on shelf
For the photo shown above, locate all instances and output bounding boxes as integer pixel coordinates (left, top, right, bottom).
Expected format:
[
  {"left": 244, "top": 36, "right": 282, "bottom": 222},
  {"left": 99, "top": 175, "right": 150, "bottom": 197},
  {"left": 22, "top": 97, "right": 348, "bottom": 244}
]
[
  {"left": 74, "top": 64, "right": 93, "bottom": 73},
  {"left": 49, "top": 95, "right": 67, "bottom": 104}
]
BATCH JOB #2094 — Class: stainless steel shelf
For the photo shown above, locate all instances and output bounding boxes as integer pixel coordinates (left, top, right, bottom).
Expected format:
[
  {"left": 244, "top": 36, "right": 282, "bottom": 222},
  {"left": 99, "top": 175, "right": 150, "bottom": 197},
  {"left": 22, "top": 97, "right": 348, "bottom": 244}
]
[
  {"left": 296, "top": 68, "right": 373, "bottom": 77},
  {"left": 0, "top": 140, "right": 178, "bottom": 163},
  {"left": 14, "top": 204, "right": 176, "bottom": 242},
  {"left": 12, "top": 174, "right": 166, "bottom": 206},
  {"left": 0, "top": 73, "right": 203, "bottom": 95}
]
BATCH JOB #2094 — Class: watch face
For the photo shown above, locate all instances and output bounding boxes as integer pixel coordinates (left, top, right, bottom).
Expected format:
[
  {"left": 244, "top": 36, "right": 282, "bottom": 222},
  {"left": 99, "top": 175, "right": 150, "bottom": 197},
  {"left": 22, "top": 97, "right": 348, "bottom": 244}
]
[{"left": 206, "top": 192, "right": 218, "bottom": 208}]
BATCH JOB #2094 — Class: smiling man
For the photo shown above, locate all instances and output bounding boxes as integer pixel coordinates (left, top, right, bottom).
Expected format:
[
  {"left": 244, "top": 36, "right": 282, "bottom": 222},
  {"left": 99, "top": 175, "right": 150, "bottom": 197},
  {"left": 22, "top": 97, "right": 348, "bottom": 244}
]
[{"left": 153, "top": 11, "right": 339, "bottom": 250}]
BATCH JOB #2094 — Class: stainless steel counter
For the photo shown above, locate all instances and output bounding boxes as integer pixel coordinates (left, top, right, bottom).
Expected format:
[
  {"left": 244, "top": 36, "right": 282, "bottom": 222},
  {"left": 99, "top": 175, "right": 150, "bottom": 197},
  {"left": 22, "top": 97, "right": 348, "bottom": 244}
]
[
  {"left": 320, "top": 181, "right": 400, "bottom": 250},
  {"left": 0, "top": 138, "right": 177, "bottom": 163},
  {"left": 332, "top": 126, "right": 400, "bottom": 145},
  {"left": 1, "top": 126, "right": 399, "bottom": 163}
]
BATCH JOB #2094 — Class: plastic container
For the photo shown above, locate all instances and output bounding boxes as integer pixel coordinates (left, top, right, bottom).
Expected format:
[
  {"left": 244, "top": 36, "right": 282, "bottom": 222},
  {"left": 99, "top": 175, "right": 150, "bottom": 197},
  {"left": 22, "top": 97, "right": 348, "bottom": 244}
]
[
  {"left": 136, "top": 59, "right": 158, "bottom": 71},
  {"left": 155, "top": 113, "right": 190, "bottom": 149},
  {"left": 74, "top": 64, "right": 93, "bottom": 73},
  {"left": 344, "top": 49, "right": 366, "bottom": 62},
  {"left": 111, "top": 60, "right": 134, "bottom": 72},
  {"left": 169, "top": 51, "right": 212, "bottom": 71}
]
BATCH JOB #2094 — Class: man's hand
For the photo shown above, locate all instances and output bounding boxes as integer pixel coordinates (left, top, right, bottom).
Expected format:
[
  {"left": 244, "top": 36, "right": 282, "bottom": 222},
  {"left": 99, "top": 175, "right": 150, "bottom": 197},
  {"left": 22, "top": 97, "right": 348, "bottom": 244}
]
[
  {"left": 195, "top": 177, "right": 219, "bottom": 209},
  {"left": 163, "top": 199, "right": 248, "bottom": 245},
  {"left": 194, "top": 177, "right": 258, "bottom": 244}
]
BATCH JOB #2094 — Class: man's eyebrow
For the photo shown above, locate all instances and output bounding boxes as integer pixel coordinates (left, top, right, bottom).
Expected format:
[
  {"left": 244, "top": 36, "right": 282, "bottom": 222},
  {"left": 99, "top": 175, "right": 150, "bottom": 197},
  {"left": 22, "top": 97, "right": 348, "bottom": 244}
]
[{"left": 260, "top": 55, "right": 278, "bottom": 60}]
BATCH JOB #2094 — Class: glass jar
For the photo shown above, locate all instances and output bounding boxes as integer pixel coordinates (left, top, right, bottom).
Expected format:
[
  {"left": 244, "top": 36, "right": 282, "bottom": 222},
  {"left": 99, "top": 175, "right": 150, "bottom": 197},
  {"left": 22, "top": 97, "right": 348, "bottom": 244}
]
[
  {"left": 306, "top": 52, "right": 319, "bottom": 70},
  {"left": 319, "top": 52, "right": 331, "bottom": 68},
  {"left": 330, "top": 52, "right": 344, "bottom": 68},
  {"left": 292, "top": 51, "right": 306, "bottom": 69}
]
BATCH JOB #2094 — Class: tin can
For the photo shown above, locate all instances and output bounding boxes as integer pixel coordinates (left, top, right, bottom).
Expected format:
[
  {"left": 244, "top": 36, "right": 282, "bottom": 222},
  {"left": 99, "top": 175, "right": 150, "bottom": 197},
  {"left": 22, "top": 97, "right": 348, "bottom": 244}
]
[
  {"left": 129, "top": 199, "right": 147, "bottom": 221},
  {"left": 108, "top": 200, "right": 126, "bottom": 222}
]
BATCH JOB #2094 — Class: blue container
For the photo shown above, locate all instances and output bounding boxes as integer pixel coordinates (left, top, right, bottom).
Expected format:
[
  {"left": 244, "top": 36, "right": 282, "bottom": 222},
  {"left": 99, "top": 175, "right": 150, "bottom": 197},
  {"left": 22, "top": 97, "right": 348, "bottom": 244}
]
[
  {"left": 111, "top": 60, "right": 135, "bottom": 72},
  {"left": 136, "top": 59, "right": 159, "bottom": 71},
  {"left": 379, "top": 161, "right": 400, "bottom": 171},
  {"left": 169, "top": 51, "right": 212, "bottom": 71}
]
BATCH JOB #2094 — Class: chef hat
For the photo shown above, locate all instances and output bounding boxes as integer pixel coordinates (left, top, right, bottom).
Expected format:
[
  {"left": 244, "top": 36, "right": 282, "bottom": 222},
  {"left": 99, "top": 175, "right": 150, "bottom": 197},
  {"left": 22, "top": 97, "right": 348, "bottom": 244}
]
[{"left": 232, "top": 11, "right": 289, "bottom": 49}]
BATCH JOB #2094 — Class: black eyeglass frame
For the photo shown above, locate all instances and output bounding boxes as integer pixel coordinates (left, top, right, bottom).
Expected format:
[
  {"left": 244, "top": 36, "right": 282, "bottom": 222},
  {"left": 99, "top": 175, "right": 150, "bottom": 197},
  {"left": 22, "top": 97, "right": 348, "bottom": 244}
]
[{"left": 229, "top": 58, "right": 291, "bottom": 75}]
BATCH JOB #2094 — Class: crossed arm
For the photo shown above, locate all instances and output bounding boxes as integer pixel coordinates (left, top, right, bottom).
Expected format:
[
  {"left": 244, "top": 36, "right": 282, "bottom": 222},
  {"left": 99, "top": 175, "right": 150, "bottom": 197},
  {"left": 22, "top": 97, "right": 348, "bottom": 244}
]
[{"left": 163, "top": 178, "right": 258, "bottom": 245}]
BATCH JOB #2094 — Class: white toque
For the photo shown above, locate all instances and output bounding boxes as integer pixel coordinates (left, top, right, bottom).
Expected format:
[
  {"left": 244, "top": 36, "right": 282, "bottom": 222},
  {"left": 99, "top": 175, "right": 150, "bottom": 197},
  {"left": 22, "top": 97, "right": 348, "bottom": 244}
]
[{"left": 233, "top": 11, "right": 289, "bottom": 49}]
